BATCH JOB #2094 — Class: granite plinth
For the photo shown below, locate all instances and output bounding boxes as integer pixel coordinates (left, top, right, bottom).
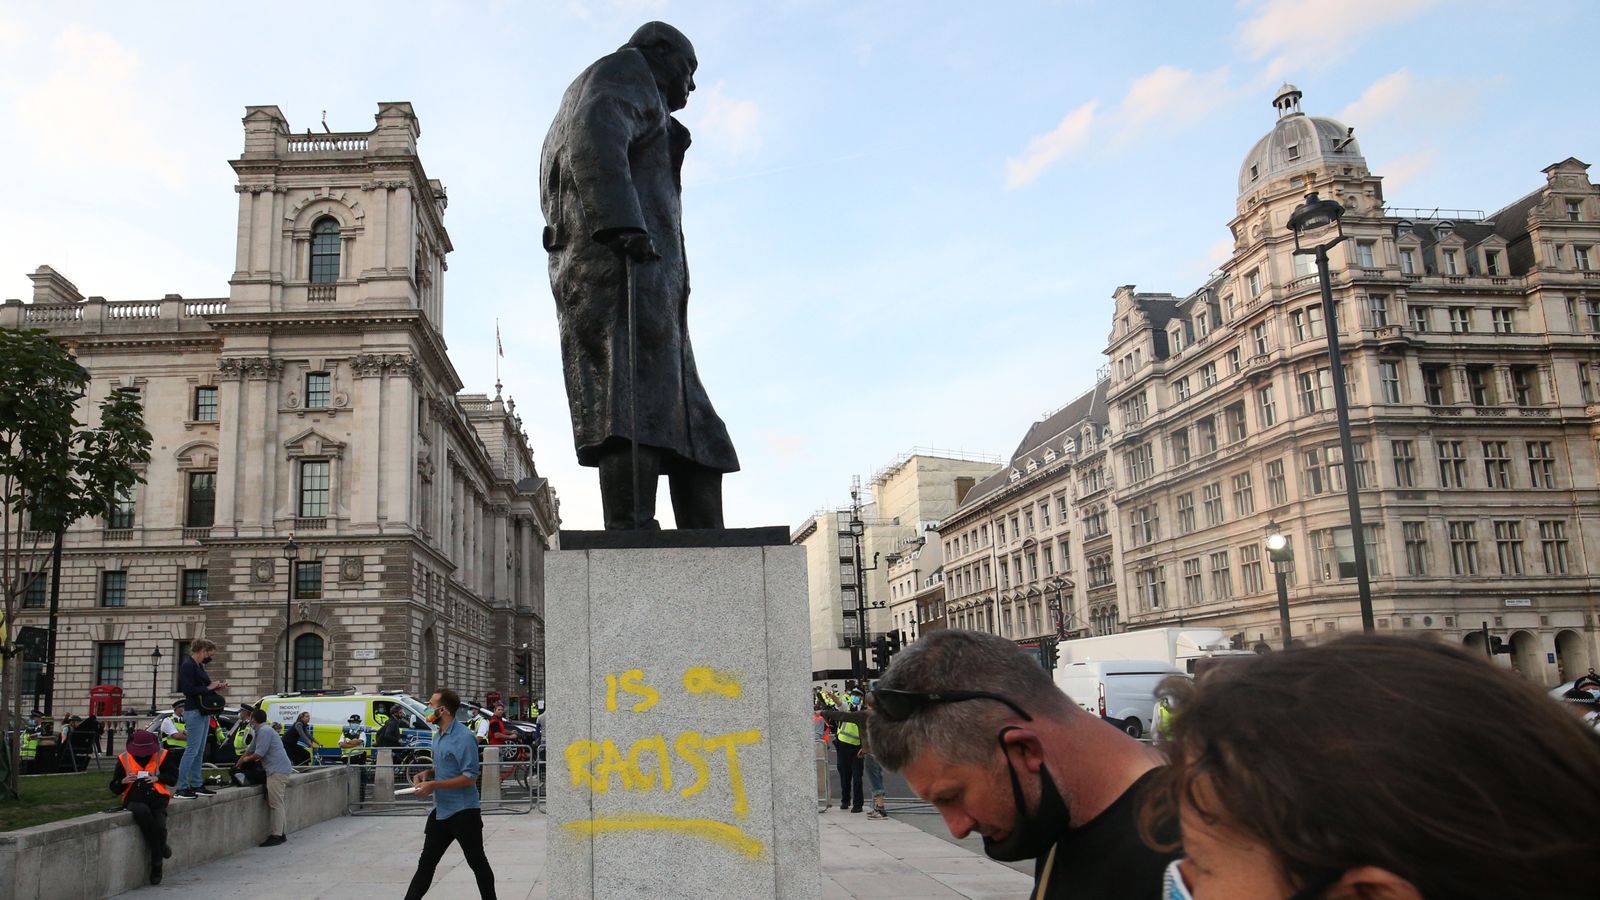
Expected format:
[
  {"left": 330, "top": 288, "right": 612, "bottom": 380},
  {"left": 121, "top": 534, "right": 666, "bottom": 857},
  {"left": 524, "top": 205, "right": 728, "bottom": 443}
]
[
  {"left": 546, "top": 542, "right": 820, "bottom": 900},
  {"left": 558, "top": 527, "right": 789, "bottom": 550}
]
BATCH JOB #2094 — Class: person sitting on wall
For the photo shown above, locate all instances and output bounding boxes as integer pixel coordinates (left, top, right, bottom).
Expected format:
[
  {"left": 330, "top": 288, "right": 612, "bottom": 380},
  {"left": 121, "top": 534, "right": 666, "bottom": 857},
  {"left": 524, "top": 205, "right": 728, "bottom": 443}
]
[{"left": 110, "top": 730, "right": 179, "bottom": 885}]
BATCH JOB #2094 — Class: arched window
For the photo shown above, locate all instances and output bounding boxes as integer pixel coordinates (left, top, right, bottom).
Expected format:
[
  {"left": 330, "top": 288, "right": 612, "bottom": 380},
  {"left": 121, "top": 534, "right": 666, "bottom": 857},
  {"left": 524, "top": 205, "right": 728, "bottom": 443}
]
[
  {"left": 310, "top": 218, "right": 341, "bottom": 284},
  {"left": 293, "top": 633, "right": 325, "bottom": 691}
]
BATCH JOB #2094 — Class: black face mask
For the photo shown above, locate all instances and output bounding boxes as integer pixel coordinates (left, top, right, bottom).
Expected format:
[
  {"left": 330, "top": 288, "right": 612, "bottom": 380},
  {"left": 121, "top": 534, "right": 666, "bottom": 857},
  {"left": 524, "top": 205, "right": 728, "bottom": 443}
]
[
  {"left": 203, "top": 656, "right": 214, "bottom": 665},
  {"left": 982, "top": 727, "right": 1072, "bottom": 862}
]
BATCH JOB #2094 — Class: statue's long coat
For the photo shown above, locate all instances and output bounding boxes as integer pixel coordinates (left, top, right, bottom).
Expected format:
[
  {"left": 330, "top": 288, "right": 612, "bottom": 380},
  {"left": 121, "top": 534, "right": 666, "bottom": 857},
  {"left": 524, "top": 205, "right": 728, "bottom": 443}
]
[{"left": 539, "top": 47, "right": 738, "bottom": 474}]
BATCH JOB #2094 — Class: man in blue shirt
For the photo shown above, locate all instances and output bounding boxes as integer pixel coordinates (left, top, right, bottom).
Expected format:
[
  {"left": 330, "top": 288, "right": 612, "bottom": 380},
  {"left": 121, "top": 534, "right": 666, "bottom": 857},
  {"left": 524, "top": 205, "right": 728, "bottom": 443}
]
[
  {"left": 175, "top": 638, "right": 227, "bottom": 798},
  {"left": 235, "top": 707, "right": 295, "bottom": 847},
  {"left": 405, "top": 688, "right": 496, "bottom": 899}
]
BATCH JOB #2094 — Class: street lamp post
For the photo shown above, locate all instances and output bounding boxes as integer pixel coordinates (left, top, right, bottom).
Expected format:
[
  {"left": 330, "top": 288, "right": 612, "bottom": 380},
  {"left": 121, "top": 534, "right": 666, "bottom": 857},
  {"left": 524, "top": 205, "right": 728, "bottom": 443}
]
[
  {"left": 1046, "top": 576, "right": 1072, "bottom": 640},
  {"left": 148, "top": 647, "right": 163, "bottom": 716},
  {"left": 1266, "top": 521, "right": 1294, "bottom": 649},
  {"left": 1288, "top": 192, "right": 1376, "bottom": 634},
  {"left": 281, "top": 534, "right": 299, "bottom": 694}
]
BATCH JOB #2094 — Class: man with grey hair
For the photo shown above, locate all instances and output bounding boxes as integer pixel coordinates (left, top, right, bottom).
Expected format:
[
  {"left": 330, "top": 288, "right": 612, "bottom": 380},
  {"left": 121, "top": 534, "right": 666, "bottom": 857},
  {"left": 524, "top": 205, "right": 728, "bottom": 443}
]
[{"left": 870, "top": 630, "right": 1175, "bottom": 899}]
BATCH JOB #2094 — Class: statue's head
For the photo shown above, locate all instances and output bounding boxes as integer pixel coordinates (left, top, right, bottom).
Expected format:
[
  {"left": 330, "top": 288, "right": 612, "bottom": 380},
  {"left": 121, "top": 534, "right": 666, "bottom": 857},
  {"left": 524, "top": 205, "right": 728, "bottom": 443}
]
[{"left": 625, "top": 21, "right": 697, "bottom": 112}]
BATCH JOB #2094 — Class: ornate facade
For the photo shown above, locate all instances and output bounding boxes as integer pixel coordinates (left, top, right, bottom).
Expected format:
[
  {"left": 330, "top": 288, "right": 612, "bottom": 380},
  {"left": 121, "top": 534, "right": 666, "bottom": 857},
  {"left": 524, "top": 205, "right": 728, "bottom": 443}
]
[{"left": 3, "top": 103, "right": 559, "bottom": 713}]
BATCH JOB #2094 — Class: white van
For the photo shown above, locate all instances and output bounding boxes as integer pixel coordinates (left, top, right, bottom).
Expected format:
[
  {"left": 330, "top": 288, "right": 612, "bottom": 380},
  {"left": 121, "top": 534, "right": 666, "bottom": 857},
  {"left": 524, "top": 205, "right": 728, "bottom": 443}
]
[{"left": 1054, "top": 659, "right": 1182, "bottom": 738}]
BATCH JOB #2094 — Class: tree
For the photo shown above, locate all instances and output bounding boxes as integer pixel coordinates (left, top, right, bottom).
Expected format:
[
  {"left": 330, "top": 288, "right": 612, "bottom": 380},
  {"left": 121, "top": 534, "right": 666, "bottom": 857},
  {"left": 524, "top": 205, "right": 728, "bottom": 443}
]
[{"left": 0, "top": 328, "right": 151, "bottom": 798}]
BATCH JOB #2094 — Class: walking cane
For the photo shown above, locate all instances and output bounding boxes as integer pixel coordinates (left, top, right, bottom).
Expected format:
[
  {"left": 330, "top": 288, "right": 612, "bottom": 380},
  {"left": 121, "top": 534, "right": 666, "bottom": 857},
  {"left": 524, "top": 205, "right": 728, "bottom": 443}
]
[{"left": 623, "top": 252, "right": 642, "bottom": 530}]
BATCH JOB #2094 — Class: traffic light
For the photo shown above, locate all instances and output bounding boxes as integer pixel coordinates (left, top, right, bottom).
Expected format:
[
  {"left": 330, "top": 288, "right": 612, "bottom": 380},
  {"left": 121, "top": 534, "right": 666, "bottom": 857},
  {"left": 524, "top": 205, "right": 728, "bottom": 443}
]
[
  {"left": 1488, "top": 636, "right": 1512, "bottom": 655},
  {"left": 1042, "top": 638, "right": 1059, "bottom": 671},
  {"left": 871, "top": 635, "right": 889, "bottom": 671},
  {"left": 886, "top": 629, "right": 902, "bottom": 655}
]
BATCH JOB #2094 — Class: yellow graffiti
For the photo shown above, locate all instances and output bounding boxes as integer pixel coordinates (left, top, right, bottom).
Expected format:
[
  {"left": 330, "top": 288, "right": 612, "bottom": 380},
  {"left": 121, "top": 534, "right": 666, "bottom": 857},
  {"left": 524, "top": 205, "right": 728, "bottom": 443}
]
[
  {"left": 605, "top": 669, "right": 660, "bottom": 713},
  {"left": 683, "top": 666, "right": 742, "bottom": 699},
  {"left": 567, "top": 728, "right": 760, "bottom": 820},
  {"left": 562, "top": 813, "right": 766, "bottom": 860}
]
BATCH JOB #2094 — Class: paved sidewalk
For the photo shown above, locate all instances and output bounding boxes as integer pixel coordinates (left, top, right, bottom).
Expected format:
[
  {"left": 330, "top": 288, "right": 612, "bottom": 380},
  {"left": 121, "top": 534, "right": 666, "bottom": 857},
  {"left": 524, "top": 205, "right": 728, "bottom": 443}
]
[{"left": 115, "top": 808, "right": 1035, "bottom": 899}]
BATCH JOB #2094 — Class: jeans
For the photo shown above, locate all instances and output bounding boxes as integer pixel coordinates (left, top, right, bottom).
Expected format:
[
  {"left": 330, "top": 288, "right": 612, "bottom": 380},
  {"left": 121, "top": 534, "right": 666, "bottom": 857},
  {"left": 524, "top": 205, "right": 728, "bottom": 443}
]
[
  {"left": 405, "top": 809, "right": 496, "bottom": 899},
  {"left": 178, "top": 708, "right": 208, "bottom": 790},
  {"left": 834, "top": 742, "right": 863, "bottom": 811},
  {"left": 865, "top": 753, "right": 885, "bottom": 799}
]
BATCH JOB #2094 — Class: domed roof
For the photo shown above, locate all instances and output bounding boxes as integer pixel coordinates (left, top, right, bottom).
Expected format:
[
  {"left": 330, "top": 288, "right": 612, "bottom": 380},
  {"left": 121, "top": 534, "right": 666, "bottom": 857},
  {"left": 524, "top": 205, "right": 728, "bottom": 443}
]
[{"left": 1238, "top": 85, "right": 1364, "bottom": 195}]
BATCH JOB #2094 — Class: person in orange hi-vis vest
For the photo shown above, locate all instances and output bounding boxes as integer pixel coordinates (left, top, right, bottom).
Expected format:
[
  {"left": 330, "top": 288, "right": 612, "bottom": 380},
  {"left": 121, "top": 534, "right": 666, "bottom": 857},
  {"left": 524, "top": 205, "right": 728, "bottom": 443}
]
[{"left": 110, "top": 730, "right": 180, "bottom": 885}]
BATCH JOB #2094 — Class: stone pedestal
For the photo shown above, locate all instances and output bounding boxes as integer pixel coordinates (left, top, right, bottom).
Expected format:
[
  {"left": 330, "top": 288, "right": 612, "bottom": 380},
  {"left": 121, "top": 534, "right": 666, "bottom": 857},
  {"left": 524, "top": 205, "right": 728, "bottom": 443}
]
[{"left": 546, "top": 537, "right": 820, "bottom": 900}]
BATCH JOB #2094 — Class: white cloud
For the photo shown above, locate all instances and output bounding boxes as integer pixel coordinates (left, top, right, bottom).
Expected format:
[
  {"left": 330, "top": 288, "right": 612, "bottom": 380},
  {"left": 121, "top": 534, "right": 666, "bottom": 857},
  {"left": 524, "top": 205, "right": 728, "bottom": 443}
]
[
  {"left": 1115, "top": 65, "right": 1233, "bottom": 139},
  {"left": 14, "top": 26, "right": 189, "bottom": 189},
  {"left": 691, "top": 82, "right": 762, "bottom": 157},
  {"left": 1238, "top": 0, "right": 1441, "bottom": 60},
  {"left": 1339, "top": 68, "right": 1416, "bottom": 124},
  {"left": 0, "top": 13, "right": 22, "bottom": 55},
  {"left": 1376, "top": 149, "right": 1439, "bottom": 194},
  {"left": 1005, "top": 101, "right": 1098, "bottom": 189}
]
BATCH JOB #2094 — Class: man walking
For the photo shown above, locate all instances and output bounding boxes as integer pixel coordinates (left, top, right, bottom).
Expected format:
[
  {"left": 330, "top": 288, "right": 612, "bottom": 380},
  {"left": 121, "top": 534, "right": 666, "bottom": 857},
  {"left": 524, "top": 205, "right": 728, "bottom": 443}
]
[
  {"left": 234, "top": 707, "right": 293, "bottom": 846},
  {"left": 175, "top": 639, "right": 226, "bottom": 798},
  {"left": 405, "top": 688, "right": 496, "bottom": 899}
]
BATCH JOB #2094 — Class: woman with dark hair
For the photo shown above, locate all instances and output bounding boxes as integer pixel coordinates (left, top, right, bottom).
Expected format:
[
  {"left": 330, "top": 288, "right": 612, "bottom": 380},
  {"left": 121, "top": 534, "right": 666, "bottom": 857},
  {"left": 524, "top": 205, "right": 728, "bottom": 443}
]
[{"left": 1146, "top": 635, "right": 1600, "bottom": 899}]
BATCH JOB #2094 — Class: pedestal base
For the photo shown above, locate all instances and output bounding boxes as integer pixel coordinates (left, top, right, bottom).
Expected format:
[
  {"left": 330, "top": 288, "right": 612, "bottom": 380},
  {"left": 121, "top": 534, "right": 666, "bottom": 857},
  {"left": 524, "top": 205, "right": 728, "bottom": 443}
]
[{"left": 546, "top": 541, "right": 820, "bottom": 900}]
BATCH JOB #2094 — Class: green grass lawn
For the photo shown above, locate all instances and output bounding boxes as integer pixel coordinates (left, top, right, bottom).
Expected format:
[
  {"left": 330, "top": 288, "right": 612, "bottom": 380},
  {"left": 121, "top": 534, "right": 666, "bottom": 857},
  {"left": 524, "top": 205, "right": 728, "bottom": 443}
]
[{"left": 0, "top": 771, "right": 122, "bottom": 832}]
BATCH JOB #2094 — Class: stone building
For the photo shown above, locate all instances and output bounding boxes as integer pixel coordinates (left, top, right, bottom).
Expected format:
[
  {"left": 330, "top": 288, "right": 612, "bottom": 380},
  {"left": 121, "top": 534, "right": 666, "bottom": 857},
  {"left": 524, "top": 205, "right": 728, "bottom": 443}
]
[
  {"left": 3, "top": 102, "right": 559, "bottom": 714},
  {"left": 792, "top": 451, "right": 998, "bottom": 680},
  {"left": 935, "top": 381, "right": 1114, "bottom": 663},
  {"left": 1102, "top": 85, "right": 1598, "bottom": 684}
]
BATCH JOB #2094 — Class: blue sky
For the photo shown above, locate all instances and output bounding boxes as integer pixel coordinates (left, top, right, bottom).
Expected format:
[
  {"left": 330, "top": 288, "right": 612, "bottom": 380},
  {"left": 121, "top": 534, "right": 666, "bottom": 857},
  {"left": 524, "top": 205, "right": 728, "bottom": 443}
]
[{"left": 1, "top": 1, "right": 1594, "bottom": 530}]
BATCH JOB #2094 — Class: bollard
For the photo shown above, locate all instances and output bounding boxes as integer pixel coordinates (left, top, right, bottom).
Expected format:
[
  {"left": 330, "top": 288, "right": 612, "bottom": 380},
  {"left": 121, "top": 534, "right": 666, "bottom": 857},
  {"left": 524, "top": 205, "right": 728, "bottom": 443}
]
[
  {"left": 374, "top": 748, "right": 395, "bottom": 802},
  {"left": 481, "top": 745, "right": 501, "bottom": 802}
]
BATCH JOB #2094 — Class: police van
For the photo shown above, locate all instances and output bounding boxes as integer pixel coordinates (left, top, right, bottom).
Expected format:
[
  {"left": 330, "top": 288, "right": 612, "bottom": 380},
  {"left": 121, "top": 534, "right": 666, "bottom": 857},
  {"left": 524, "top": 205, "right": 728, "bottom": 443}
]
[{"left": 254, "top": 690, "right": 433, "bottom": 763}]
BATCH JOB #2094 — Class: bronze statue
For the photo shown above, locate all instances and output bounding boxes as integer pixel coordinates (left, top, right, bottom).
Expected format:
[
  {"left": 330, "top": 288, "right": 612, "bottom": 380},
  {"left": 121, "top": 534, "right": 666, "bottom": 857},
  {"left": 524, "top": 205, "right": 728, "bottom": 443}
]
[{"left": 540, "top": 21, "right": 739, "bottom": 531}]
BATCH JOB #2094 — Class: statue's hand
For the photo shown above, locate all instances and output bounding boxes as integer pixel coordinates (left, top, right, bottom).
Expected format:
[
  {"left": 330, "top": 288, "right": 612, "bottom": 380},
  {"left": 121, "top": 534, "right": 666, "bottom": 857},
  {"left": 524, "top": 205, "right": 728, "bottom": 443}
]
[{"left": 605, "top": 230, "right": 660, "bottom": 262}]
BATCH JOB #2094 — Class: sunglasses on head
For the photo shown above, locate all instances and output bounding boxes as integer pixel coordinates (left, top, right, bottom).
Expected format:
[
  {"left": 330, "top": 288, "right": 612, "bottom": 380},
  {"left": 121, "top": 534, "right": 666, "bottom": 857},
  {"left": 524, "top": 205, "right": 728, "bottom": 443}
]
[{"left": 870, "top": 688, "right": 1033, "bottom": 723}]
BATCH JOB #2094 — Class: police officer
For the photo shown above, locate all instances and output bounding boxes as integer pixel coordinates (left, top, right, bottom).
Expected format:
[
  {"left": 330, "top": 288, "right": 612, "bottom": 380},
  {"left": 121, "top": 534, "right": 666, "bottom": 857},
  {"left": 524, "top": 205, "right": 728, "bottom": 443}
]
[
  {"left": 831, "top": 694, "right": 865, "bottom": 813},
  {"left": 160, "top": 700, "right": 188, "bottom": 774}
]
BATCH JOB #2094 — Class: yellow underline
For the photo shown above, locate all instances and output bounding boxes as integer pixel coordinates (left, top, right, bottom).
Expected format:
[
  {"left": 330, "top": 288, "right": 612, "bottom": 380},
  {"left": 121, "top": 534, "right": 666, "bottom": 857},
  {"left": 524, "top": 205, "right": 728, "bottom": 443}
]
[{"left": 562, "top": 813, "right": 768, "bottom": 860}]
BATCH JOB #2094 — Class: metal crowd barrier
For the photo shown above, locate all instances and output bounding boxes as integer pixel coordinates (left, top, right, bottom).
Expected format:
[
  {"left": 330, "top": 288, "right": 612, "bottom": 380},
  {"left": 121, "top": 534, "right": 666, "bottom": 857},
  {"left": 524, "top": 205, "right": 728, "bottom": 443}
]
[{"left": 347, "top": 746, "right": 540, "bottom": 816}]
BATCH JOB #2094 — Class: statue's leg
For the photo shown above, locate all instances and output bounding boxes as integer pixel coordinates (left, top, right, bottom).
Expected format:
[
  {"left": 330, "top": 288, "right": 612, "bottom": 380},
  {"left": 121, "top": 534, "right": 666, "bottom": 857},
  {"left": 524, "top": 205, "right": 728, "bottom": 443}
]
[
  {"left": 668, "top": 465, "right": 724, "bottom": 530},
  {"left": 598, "top": 442, "right": 662, "bottom": 530}
]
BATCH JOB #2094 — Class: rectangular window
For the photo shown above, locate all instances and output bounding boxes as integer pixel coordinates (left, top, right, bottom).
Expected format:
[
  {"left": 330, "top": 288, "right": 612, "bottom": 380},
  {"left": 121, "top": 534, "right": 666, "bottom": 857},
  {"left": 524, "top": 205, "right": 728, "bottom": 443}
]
[
  {"left": 1539, "top": 520, "right": 1570, "bottom": 575},
  {"left": 1252, "top": 322, "right": 1270, "bottom": 356},
  {"left": 101, "top": 570, "right": 127, "bottom": 607},
  {"left": 1403, "top": 522, "right": 1428, "bottom": 576},
  {"left": 1196, "top": 311, "right": 1210, "bottom": 338},
  {"left": 1125, "top": 443, "right": 1155, "bottom": 483},
  {"left": 1302, "top": 447, "right": 1326, "bottom": 495},
  {"left": 996, "top": 520, "right": 1006, "bottom": 543},
  {"left": 1198, "top": 416, "right": 1218, "bottom": 454},
  {"left": 1356, "top": 241, "right": 1376, "bottom": 268},
  {"left": 1448, "top": 307, "right": 1472, "bottom": 333},
  {"left": 108, "top": 484, "right": 135, "bottom": 529},
  {"left": 1436, "top": 440, "right": 1467, "bottom": 489},
  {"left": 1400, "top": 249, "right": 1416, "bottom": 275},
  {"left": 1567, "top": 200, "right": 1583, "bottom": 222},
  {"left": 1209, "top": 551, "right": 1233, "bottom": 601},
  {"left": 1174, "top": 377, "right": 1191, "bottom": 402},
  {"left": 1511, "top": 366, "right": 1537, "bottom": 406},
  {"left": 1294, "top": 252, "right": 1314, "bottom": 279},
  {"left": 192, "top": 386, "right": 220, "bottom": 422},
  {"left": 23, "top": 571, "right": 47, "bottom": 609},
  {"left": 1493, "top": 520, "right": 1525, "bottom": 576},
  {"left": 1257, "top": 385, "right": 1277, "bottom": 427},
  {"left": 1139, "top": 568, "right": 1165, "bottom": 610},
  {"left": 1484, "top": 250, "right": 1501, "bottom": 275},
  {"left": 1314, "top": 527, "right": 1379, "bottom": 580},
  {"left": 96, "top": 642, "right": 126, "bottom": 687},
  {"left": 1227, "top": 346, "right": 1242, "bottom": 374},
  {"left": 1298, "top": 368, "right": 1332, "bottom": 414},
  {"left": 1422, "top": 365, "right": 1448, "bottom": 406},
  {"left": 181, "top": 569, "right": 208, "bottom": 605},
  {"left": 1581, "top": 363, "right": 1595, "bottom": 404},
  {"left": 1409, "top": 305, "right": 1430, "bottom": 333},
  {"left": 999, "top": 559, "right": 1009, "bottom": 588},
  {"left": 1240, "top": 544, "right": 1264, "bottom": 594},
  {"left": 1225, "top": 403, "right": 1248, "bottom": 443},
  {"left": 1231, "top": 471, "right": 1255, "bottom": 515},
  {"left": 1202, "top": 482, "right": 1224, "bottom": 527},
  {"left": 1483, "top": 441, "right": 1512, "bottom": 488},
  {"left": 1577, "top": 246, "right": 1592, "bottom": 271},
  {"left": 1247, "top": 269, "right": 1262, "bottom": 298},
  {"left": 1176, "top": 493, "right": 1195, "bottom": 535},
  {"left": 1025, "top": 510, "right": 1035, "bottom": 533},
  {"left": 306, "top": 372, "right": 331, "bottom": 409},
  {"left": 1039, "top": 501, "right": 1050, "bottom": 528},
  {"left": 1200, "top": 363, "right": 1217, "bottom": 388},
  {"left": 299, "top": 461, "right": 331, "bottom": 518},
  {"left": 1466, "top": 366, "right": 1493, "bottom": 406},
  {"left": 1443, "top": 250, "right": 1459, "bottom": 275},
  {"left": 1448, "top": 521, "right": 1479, "bottom": 576},
  {"left": 1172, "top": 429, "right": 1190, "bottom": 464},
  {"left": 1527, "top": 441, "right": 1556, "bottom": 488},
  {"left": 186, "top": 472, "right": 215, "bottom": 528},
  {"left": 1266, "top": 459, "right": 1287, "bottom": 506},
  {"left": 1379, "top": 361, "right": 1401, "bottom": 403},
  {"left": 1182, "top": 558, "right": 1203, "bottom": 605},
  {"left": 1392, "top": 440, "right": 1416, "bottom": 488},
  {"left": 1366, "top": 294, "right": 1389, "bottom": 327},
  {"left": 1491, "top": 308, "right": 1514, "bottom": 334},
  {"left": 294, "top": 560, "right": 323, "bottom": 600}
]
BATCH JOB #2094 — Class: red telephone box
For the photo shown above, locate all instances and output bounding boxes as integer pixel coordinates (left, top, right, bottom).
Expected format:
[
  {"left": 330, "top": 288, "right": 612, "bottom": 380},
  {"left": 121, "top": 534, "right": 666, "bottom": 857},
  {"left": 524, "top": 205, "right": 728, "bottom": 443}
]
[
  {"left": 485, "top": 691, "right": 502, "bottom": 706},
  {"left": 89, "top": 685, "right": 124, "bottom": 717}
]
